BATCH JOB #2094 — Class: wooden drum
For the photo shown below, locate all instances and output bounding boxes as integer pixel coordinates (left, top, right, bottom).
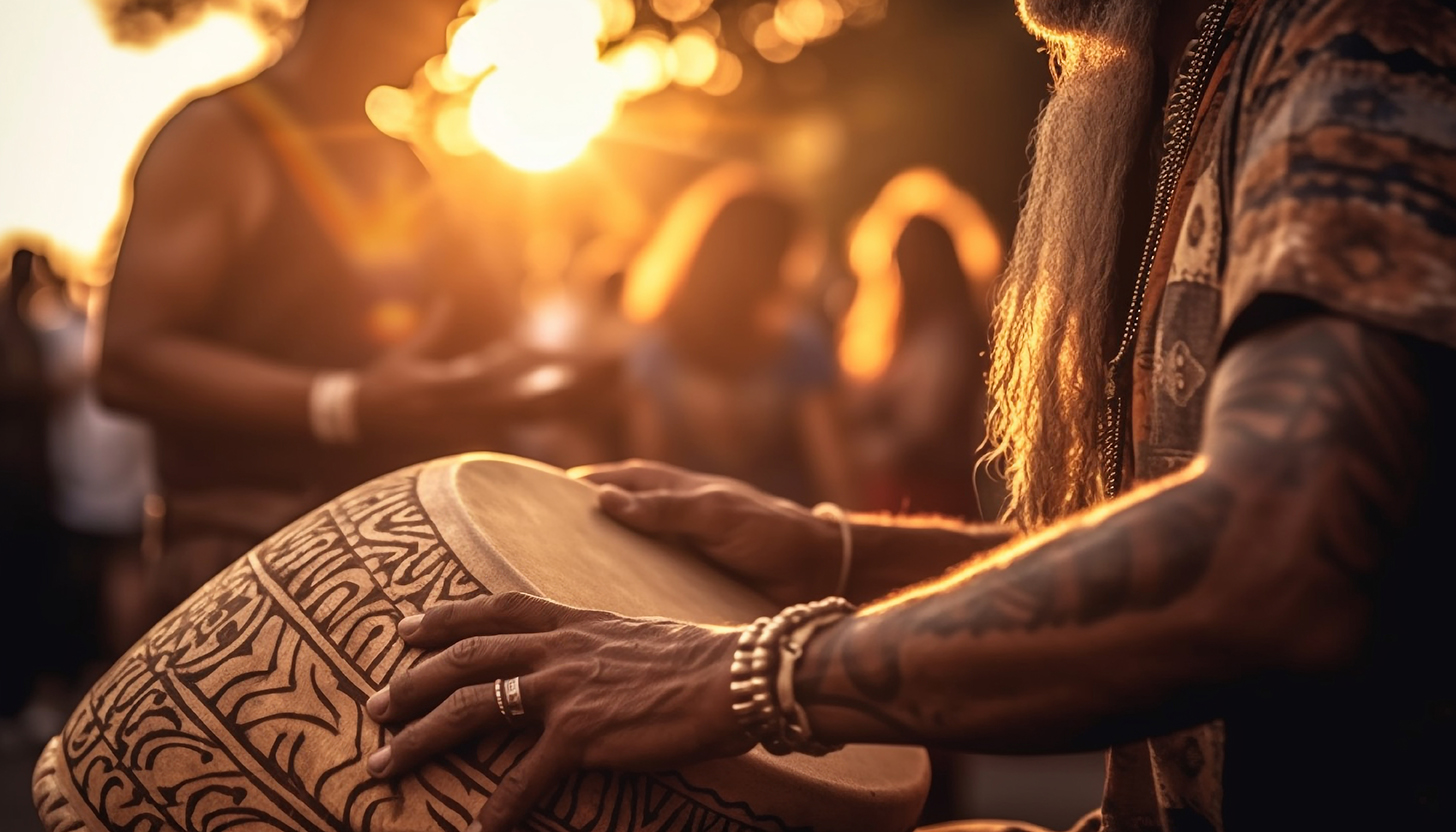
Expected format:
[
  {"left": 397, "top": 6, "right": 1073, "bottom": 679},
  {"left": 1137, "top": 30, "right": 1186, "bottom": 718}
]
[{"left": 32, "top": 453, "right": 929, "bottom": 832}]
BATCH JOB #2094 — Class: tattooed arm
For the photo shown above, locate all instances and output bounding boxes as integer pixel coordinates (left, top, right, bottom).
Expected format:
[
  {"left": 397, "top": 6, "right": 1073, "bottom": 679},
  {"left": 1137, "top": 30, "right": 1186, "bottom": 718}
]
[{"left": 795, "top": 313, "right": 1432, "bottom": 752}]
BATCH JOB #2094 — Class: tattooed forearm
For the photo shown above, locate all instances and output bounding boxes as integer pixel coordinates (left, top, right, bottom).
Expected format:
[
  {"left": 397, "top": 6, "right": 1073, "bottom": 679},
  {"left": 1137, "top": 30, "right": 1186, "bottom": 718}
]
[{"left": 796, "top": 315, "right": 1434, "bottom": 752}]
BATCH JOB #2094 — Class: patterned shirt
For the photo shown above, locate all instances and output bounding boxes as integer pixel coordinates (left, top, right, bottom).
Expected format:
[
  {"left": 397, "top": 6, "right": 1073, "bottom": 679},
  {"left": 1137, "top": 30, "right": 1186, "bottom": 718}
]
[{"left": 1109, "top": 0, "right": 1456, "bottom": 829}]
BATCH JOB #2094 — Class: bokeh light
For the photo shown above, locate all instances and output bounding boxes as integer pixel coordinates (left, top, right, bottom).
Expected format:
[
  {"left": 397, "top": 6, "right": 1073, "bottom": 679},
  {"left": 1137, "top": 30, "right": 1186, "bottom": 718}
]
[
  {"left": 468, "top": 60, "right": 623, "bottom": 172},
  {"left": 671, "top": 30, "right": 721, "bottom": 88},
  {"left": 651, "top": 0, "right": 714, "bottom": 24},
  {"left": 605, "top": 31, "right": 674, "bottom": 99},
  {"left": 439, "top": 0, "right": 619, "bottom": 171},
  {"left": 364, "top": 85, "right": 417, "bottom": 138},
  {"left": 776, "top": 0, "right": 844, "bottom": 44},
  {"left": 600, "top": 0, "right": 638, "bottom": 41},
  {"left": 433, "top": 101, "right": 480, "bottom": 156},
  {"left": 701, "top": 49, "right": 744, "bottom": 96},
  {"left": 1, "top": 0, "right": 890, "bottom": 282},
  {"left": 418, "top": 0, "right": 881, "bottom": 170},
  {"left": 754, "top": 19, "right": 803, "bottom": 63}
]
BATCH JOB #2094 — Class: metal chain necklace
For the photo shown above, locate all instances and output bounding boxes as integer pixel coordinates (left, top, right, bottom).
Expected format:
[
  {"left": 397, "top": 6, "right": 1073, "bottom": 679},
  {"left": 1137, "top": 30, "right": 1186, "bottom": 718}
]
[{"left": 1098, "top": 0, "right": 1236, "bottom": 497}]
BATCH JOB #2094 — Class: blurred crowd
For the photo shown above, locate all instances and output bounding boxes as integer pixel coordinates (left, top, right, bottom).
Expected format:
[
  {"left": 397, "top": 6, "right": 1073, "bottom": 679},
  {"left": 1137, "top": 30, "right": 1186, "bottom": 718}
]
[
  {"left": 2, "top": 163, "right": 1008, "bottom": 823},
  {"left": 0, "top": 158, "right": 1001, "bottom": 718}
]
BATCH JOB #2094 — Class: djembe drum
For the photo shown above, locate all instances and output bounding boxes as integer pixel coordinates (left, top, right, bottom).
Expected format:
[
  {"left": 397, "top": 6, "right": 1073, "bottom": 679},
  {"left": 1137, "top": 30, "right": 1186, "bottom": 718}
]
[{"left": 32, "top": 454, "right": 929, "bottom": 832}]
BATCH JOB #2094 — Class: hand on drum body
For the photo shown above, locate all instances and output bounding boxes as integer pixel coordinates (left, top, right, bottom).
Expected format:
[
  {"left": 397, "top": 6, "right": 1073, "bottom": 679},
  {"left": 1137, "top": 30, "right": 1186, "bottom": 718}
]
[
  {"left": 570, "top": 460, "right": 842, "bottom": 607},
  {"left": 364, "top": 591, "right": 751, "bottom": 832}
]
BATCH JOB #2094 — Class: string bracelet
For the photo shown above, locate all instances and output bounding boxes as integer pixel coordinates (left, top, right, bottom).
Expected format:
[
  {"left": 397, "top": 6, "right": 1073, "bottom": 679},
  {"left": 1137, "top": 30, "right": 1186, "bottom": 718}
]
[{"left": 812, "top": 502, "right": 853, "bottom": 597}]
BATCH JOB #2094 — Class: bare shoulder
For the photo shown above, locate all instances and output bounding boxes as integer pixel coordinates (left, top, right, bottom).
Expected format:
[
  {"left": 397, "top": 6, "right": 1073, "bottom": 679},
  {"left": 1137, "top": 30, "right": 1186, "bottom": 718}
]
[{"left": 131, "top": 89, "right": 273, "bottom": 225}]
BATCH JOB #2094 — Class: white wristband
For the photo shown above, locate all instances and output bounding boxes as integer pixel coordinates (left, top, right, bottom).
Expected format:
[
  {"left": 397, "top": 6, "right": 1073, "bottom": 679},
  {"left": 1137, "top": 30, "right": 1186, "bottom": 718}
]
[
  {"left": 308, "top": 370, "right": 360, "bottom": 445},
  {"left": 812, "top": 502, "right": 853, "bottom": 597}
]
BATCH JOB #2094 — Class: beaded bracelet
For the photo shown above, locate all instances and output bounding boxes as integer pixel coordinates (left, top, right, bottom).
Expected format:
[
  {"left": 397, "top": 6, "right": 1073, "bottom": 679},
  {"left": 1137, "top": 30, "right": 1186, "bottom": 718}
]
[
  {"left": 729, "top": 617, "right": 777, "bottom": 741},
  {"left": 729, "top": 597, "right": 856, "bottom": 756}
]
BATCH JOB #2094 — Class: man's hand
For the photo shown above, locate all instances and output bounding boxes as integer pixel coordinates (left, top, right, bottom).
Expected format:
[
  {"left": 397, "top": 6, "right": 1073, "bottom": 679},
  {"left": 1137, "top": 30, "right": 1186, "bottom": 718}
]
[
  {"left": 570, "top": 460, "right": 843, "bottom": 606},
  {"left": 364, "top": 593, "right": 749, "bottom": 832}
]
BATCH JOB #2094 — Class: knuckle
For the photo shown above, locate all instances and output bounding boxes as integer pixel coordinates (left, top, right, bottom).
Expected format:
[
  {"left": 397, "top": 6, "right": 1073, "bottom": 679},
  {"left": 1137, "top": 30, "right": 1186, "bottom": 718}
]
[
  {"left": 493, "top": 591, "right": 535, "bottom": 616},
  {"left": 496, "top": 591, "right": 561, "bottom": 627},
  {"left": 694, "top": 484, "right": 735, "bottom": 514},
  {"left": 442, "top": 686, "right": 488, "bottom": 727},
  {"left": 389, "top": 726, "right": 423, "bottom": 761},
  {"left": 445, "top": 636, "right": 486, "bottom": 669},
  {"left": 390, "top": 665, "right": 422, "bottom": 700}
]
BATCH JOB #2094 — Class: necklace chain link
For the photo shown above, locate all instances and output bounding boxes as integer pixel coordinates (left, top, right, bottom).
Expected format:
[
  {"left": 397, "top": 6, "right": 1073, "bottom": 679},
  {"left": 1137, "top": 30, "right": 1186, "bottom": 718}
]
[{"left": 1098, "top": 0, "right": 1235, "bottom": 498}]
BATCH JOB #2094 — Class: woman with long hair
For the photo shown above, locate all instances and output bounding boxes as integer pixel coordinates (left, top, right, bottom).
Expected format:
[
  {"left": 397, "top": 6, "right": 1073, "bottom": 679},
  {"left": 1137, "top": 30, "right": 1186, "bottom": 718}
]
[
  {"left": 856, "top": 214, "right": 990, "bottom": 519},
  {"left": 623, "top": 167, "right": 854, "bottom": 506}
]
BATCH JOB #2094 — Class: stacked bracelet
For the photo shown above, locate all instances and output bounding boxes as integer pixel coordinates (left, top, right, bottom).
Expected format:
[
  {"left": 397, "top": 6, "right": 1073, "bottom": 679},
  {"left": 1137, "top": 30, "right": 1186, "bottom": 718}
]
[{"left": 729, "top": 597, "right": 855, "bottom": 756}]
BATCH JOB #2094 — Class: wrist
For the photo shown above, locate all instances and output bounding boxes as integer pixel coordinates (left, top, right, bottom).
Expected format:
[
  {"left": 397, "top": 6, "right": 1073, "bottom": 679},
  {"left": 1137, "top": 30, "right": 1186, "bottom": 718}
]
[
  {"left": 729, "top": 597, "right": 855, "bottom": 756},
  {"left": 794, "top": 505, "right": 844, "bottom": 601}
]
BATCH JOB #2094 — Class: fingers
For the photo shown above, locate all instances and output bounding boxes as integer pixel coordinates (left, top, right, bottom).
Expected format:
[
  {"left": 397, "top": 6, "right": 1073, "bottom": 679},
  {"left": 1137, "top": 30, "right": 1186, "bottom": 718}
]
[
  {"left": 568, "top": 459, "right": 700, "bottom": 492},
  {"left": 367, "top": 680, "right": 509, "bottom": 778},
  {"left": 368, "top": 634, "right": 546, "bottom": 723},
  {"left": 399, "top": 592, "right": 571, "bottom": 649},
  {"left": 594, "top": 481, "right": 737, "bottom": 539},
  {"left": 471, "top": 730, "right": 576, "bottom": 832}
]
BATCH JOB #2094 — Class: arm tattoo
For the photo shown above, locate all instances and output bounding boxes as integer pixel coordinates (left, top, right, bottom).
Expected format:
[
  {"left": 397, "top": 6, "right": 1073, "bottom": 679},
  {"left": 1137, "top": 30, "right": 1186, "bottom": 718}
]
[
  {"left": 798, "top": 315, "right": 1434, "bottom": 748},
  {"left": 1205, "top": 315, "right": 1426, "bottom": 585}
]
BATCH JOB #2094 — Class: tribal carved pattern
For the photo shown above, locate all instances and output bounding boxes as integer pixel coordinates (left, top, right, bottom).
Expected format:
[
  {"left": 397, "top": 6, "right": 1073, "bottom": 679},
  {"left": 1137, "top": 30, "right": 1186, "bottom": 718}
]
[{"left": 42, "top": 467, "right": 795, "bottom": 832}]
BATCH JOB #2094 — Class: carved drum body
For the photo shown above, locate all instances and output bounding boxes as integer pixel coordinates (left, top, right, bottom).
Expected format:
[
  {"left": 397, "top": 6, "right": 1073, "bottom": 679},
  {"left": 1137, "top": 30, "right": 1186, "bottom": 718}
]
[{"left": 32, "top": 454, "right": 929, "bottom": 832}]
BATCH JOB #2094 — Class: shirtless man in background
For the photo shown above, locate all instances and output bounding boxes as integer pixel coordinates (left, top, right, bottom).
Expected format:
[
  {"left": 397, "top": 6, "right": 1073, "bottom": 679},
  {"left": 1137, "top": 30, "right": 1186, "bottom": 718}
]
[{"left": 99, "top": 0, "right": 531, "bottom": 613}]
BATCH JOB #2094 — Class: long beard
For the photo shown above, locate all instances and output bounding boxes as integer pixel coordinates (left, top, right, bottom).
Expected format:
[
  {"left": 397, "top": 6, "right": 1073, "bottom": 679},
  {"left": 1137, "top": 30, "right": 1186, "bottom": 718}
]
[{"left": 984, "top": 0, "right": 1157, "bottom": 529}]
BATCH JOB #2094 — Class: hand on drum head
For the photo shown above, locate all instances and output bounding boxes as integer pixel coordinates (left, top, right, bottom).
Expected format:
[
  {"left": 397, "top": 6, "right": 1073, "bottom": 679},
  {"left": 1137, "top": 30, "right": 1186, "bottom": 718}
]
[
  {"left": 364, "top": 591, "right": 752, "bottom": 832},
  {"left": 570, "top": 459, "right": 843, "bottom": 606}
]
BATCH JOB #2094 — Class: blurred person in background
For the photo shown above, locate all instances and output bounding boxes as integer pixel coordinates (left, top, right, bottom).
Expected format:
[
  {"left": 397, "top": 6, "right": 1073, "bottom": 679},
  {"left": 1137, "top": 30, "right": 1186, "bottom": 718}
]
[
  {"left": 0, "top": 250, "right": 61, "bottom": 721},
  {"left": 28, "top": 254, "right": 155, "bottom": 663},
  {"left": 622, "top": 167, "right": 856, "bottom": 507},
  {"left": 855, "top": 215, "right": 989, "bottom": 521},
  {"left": 98, "top": 0, "right": 539, "bottom": 618}
]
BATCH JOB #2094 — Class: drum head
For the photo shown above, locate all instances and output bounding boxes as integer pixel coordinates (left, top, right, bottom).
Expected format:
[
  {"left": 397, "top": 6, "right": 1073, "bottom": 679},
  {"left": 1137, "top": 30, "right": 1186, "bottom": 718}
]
[{"left": 34, "top": 454, "right": 929, "bottom": 832}]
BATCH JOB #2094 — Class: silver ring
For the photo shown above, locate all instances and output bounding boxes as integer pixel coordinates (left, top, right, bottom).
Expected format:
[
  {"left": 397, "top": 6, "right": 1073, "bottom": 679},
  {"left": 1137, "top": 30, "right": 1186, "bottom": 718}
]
[{"left": 496, "top": 677, "right": 527, "bottom": 727}]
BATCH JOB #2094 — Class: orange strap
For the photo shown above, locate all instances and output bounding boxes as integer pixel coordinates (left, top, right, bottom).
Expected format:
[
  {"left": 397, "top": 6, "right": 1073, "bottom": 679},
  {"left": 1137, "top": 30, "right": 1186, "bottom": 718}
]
[{"left": 229, "top": 83, "right": 433, "bottom": 267}]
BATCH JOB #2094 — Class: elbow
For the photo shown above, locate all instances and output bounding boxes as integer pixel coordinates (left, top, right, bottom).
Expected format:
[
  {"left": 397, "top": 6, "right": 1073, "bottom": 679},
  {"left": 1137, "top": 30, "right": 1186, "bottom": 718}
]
[
  {"left": 1184, "top": 567, "right": 1370, "bottom": 681},
  {"left": 1242, "top": 585, "right": 1369, "bottom": 675}
]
